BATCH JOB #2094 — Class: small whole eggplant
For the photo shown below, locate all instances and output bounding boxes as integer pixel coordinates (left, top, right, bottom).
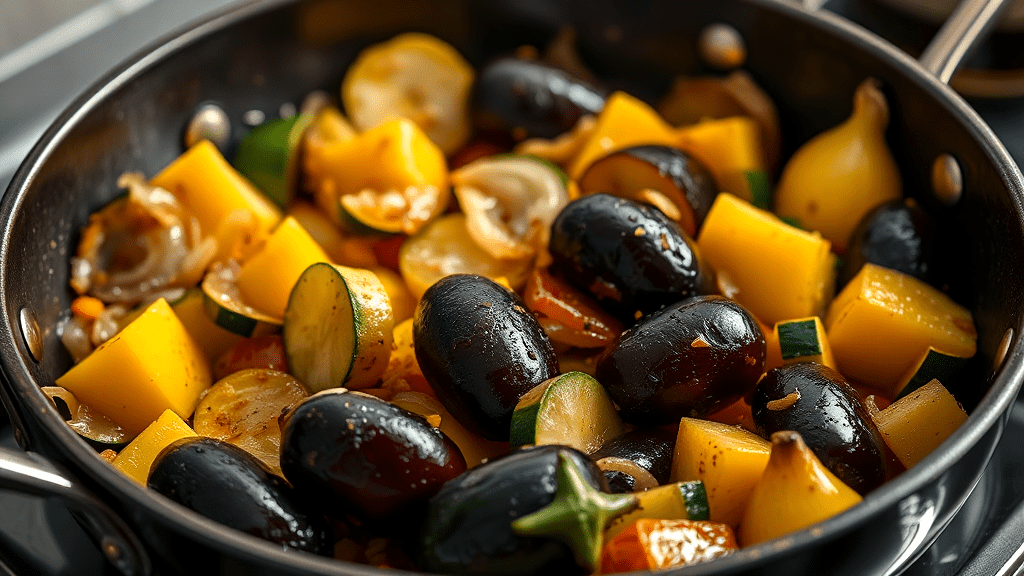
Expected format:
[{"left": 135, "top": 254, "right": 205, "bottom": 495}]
[
  {"left": 279, "top": 390, "right": 466, "bottom": 530},
  {"left": 148, "top": 437, "right": 331, "bottom": 555},
  {"left": 840, "top": 198, "right": 935, "bottom": 287},
  {"left": 414, "top": 274, "right": 559, "bottom": 440},
  {"left": 420, "top": 444, "right": 633, "bottom": 575},
  {"left": 474, "top": 57, "right": 607, "bottom": 138},
  {"left": 751, "top": 362, "right": 888, "bottom": 494},
  {"left": 549, "top": 194, "right": 715, "bottom": 323},
  {"left": 596, "top": 295, "right": 765, "bottom": 425},
  {"left": 591, "top": 428, "right": 676, "bottom": 493}
]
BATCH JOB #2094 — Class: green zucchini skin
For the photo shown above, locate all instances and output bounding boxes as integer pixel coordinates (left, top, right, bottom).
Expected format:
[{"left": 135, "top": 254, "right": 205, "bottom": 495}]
[
  {"left": 592, "top": 428, "right": 676, "bottom": 492},
  {"left": 419, "top": 445, "right": 604, "bottom": 575},
  {"left": 149, "top": 437, "right": 332, "bottom": 555},
  {"left": 752, "top": 362, "right": 888, "bottom": 495},
  {"left": 279, "top": 391, "right": 465, "bottom": 530},
  {"left": 414, "top": 274, "right": 558, "bottom": 441}
]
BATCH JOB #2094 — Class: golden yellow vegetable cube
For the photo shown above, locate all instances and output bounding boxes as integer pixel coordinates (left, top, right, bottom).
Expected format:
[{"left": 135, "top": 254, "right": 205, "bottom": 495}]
[
  {"left": 150, "top": 140, "right": 281, "bottom": 244},
  {"left": 569, "top": 91, "right": 678, "bottom": 179},
  {"left": 696, "top": 193, "right": 835, "bottom": 326},
  {"left": 112, "top": 409, "right": 197, "bottom": 485},
  {"left": 671, "top": 417, "right": 770, "bottom": 527},
  {"left": 56, "top": 299, "right": 211, "bottom": 435},
  {"left": 769, "top": 316, "right": 838, "bottom": 370},
  {"left": 676, "top": 116, "right": 768, "bottom": 207},
  {"left": 170, "top": 289, "right": 244, "bottom": 364},
  {"left": 825, "top": 263, "right": 976, "bottom": 394},
  {"left": 872, "top": 379, "right": 968, "bottom": 469},
  {"left": 236, "top": 216, "right": 332, "bottom": 319}
]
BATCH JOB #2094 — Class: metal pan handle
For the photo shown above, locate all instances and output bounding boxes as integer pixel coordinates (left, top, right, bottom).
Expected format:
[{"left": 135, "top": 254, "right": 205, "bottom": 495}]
[
  {"left": 919, "top": 0, "right": 1013, "bottom": 83},
  {"left": 0, "top": 445, "right": 150, "bottom": 576}
]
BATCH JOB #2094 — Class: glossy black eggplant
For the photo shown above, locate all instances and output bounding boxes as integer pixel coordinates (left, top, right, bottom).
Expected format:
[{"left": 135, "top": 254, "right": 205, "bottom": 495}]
[
  {"left": 148, "top": 437, "right": 331, "bottom": 555},
  {"left": 840, "top": 198, "right": 936, "bottom": 287},
  {"left": 419, "top": 445, "right": 607, "bottom": 575},
  {"left": 751, "top": 362, "right": 888, "bottom": 494},
  {"left": 473, "top": 57, "right": 607, "bottom": 139},
  {"left": 596, "top": 295, "right": 764, "bottom": 425},
  {"left": 414, "top": 274, "right": 558, "bottom": 440},
  {"left": 279, "top": 390, "right": 465, "bottom": 528},
  {"left": 549, "top": 194, "right": 715, "bottom": 323},
  {"left": 591, "top": 428, "right": 676, "bottom": 493},
  {"left": 578, "top": 145, "right": 719, "bottom": 237}
]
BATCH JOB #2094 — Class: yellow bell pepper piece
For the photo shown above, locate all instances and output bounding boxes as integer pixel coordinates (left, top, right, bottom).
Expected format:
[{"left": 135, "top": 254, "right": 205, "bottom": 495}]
[
  {"left": 568, "top": 91, "right": 678, "bottom": 179},
  {"left": 675, "top": 116, "right": 769, "bottom": 208},
  {"left": 150, "top": 140, "right": 281, "bottom": 245},
  {"left": 112, "top": 409, "right": 197, "bottom": 485},
  {"left": 739, "top": 431, "right": 862, "bottom": 546},
  {"left": 697, "top": 193, "right": 835, "bottom": 326},
  {"left": 56, "top": 299, "right": 211, "bottom": 436},
  {"left": 871, "top": 379, "right": 968, "bottom": 469},
  {"left": 303, "top": 117, "right": 449, "bottom": 235},
  {"left": 671, "top": 417, "right": 770, "bottom": 527},
  {"left": 825, "top": 263, "right": 976, "bottom": 396},
  {"left": 236, "top": 216, "right": 332, "bottom": 320}
]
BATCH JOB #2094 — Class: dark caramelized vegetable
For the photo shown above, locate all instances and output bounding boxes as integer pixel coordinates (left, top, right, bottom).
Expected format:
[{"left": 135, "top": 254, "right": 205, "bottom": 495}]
[
  {"left": 597, "top": 295, "right": 764, "bottom": 425},
  {"left": 279, "top": 390, "right": 465, "bottom": 527},
  {"left": 578, "top": 145, "right": 718, "bottom": 237},
  {"left": 474, "top": 57, "right": 607, "bottom": 138},
  {"left": 751, "top": 362, "right": 888, "bottom": 494},
  {"left": 414, "top": 274, "right": 558, "bottom": 440},
  {"left": 420, "top": 445, "right": 620, "bottom": 575},
  {"left": 840, "top": 198, "right": 935, "bottom": 287},
  {"left": 549, "top": 194, "right": 715, "bottom": 323},
  {"left": 148, "top": 437, "right": 331, "bottom": 555},
  {"left": 592, "top": 428, "right": 676, "bottom": 493}
]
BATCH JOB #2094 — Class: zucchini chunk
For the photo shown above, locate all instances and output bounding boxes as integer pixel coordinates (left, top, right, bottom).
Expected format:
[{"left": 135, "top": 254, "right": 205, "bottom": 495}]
[
  {"left": 772, "top": 316, "right": 837, "bottom": 369},
  {"left": 284, "top": 263, "right": 394, "bottom": 391},
  {"left": 509, "top": 371, "right": 624, "bottom": 454},
  {"left": 605, "top": 481, "right": 710, "bottom": 540}
]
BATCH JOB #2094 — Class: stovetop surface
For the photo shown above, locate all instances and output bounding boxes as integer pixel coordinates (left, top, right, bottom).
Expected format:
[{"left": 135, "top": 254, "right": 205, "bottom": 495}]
[{"left": 0, "top": 0, "right": 1022, "bottom": 575}]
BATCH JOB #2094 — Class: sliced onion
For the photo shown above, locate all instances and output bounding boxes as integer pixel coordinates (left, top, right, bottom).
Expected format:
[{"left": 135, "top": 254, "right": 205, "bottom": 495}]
[
  {"left": 452, "top": 156, "right": 569, "bottom": 260},
  {"left": 42, "top": 386, "right": 129, "bottom": 445},
  {"left": 91, "top": 304, "right": 129, "bottom": 347},
  {"left": 59, "top": 315, "right": 93, "bottom": 363}
]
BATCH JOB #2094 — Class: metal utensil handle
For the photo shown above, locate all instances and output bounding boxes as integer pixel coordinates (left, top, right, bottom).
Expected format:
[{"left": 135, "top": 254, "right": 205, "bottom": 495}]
[
  {"left": 0, "top": 447, "right": 151, "bottom": 576},
  {"left": 918, "top": 0, "right": 1013, "bottom": 83}
]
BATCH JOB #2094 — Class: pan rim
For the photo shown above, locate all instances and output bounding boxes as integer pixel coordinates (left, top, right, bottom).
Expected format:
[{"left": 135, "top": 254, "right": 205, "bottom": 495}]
[{"left": 0, "top": 0, "right": 1022, "bottom": 573}]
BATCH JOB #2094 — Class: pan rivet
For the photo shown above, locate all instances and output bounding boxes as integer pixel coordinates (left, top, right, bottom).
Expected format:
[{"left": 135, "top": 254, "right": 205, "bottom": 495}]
[
  {"left": 932, "top": 153, "right": 963, "bottom": 206},
  {"left": 699, "top": 23, "right": 746, "bottom": 70},
  {"left": 994, "top": 328, "right": 1013, "bottom": 373},
  {"left": 184, "top": 103, "right": 231, "bottom": 151},
  {"left": 19, "top": 308, "right": 43, "bottom": 363},
  {"left": 102, "top": 538, "right": 123, "bottom": 562}
]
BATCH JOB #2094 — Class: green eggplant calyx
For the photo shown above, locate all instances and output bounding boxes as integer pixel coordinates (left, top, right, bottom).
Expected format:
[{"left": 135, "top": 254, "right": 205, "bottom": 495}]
[{"left": 511, "top": 452, "right": 637, "bottom": 571}]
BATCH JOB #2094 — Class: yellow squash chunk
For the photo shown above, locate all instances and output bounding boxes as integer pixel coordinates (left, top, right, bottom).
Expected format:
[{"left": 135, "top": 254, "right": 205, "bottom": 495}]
[
  {"left": 150, "top": 140, "right": 281, "bottom": 245},
  {"left": 671, "top": 417, "right": 771, "bottom": 527},
  {"left": 303, "top": 117, "right": 449, "bottom": 235},
  {"left": 894, "top": 346, "right": 971, "bottom": 399},
  {"left": 697, "top": 193, "right": 835, "bottom": 326},
  {"left": 871, "top": 379, "right": 968, "bottom": 469},
  {"left": 568, "top": 91, "right": 678, "bottom": 179},
  {"left": 740, "top": 431, "right": 862, "bottom": 546},
  {"left": 676, "top": 116, "right": 770, "bottom": 208},
  {"left": 769, "top": 316, "right": 838, "bottom": 370},
  {"left": 170, "top": 288, "right": 245, "bottom": 365},
  {"left": 825, "top": 263, "right": 976, "bottom": 395},
  {"left": 605, "top": 481, "right": 709, "bottom": 540},
  {"left": 112, "top": 409, "right": 197, "bottom": 485},
  {"left": 236, "top": 216, "right": 332, "bottom": 320},
  {"left": 56, "top": 299, "right": 212, "bottom": 435},
  {"left": 373, "top": 266, "right": 415, "bottom": 324},
  {"left": 380, "top": 318, "right": 433, "bottom": 396}
]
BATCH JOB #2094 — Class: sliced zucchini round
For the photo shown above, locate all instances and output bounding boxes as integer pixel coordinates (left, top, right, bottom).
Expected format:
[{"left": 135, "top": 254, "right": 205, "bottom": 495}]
[
  {"left": 201, "top": 261, "right": 281, "bottom": 337},
  {"left": 233, "top": 113, "right": 314, "bottom": 208},
  {"left": 509, "top": 371, "right": 624, "bottom": 454},
  {"left": 284, "top": 263, "right": 394, "bottom": 392},
  {"left": 193, "top": 368, "right": 309, "bottom": 477}
]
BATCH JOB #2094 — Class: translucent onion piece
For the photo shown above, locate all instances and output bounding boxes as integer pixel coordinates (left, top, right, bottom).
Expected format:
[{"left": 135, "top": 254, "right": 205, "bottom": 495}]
[
  {"left": 59, "top": 315, "right": 93, "bottom": 363},
  {"left": 514, "top": 115, "right": 597, "bottom": 168},
  {"left": 42, "top": 386, "right": 129, "bottom": 444},
  {"left": 452, "top": 156, "right": 569, "bottom": 260},
  {"left": 90, "top": 304, "right": 129, "bottom": 347}
]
